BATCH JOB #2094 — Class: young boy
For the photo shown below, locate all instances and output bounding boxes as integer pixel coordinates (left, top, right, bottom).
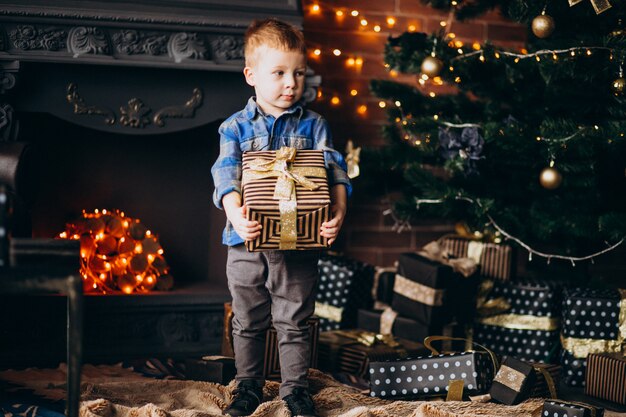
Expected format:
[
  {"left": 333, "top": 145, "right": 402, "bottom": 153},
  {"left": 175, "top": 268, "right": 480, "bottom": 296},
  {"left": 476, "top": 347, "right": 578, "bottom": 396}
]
[{"left": 211, "top": 18, "right": 351, "bottom": 417}]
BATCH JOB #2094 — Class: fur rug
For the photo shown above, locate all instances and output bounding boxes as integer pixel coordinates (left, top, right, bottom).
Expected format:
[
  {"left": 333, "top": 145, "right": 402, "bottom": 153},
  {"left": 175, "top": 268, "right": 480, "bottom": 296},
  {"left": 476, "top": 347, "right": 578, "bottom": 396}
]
[{"left": 79, "top": 369, "right": 547, "bottom": 417}]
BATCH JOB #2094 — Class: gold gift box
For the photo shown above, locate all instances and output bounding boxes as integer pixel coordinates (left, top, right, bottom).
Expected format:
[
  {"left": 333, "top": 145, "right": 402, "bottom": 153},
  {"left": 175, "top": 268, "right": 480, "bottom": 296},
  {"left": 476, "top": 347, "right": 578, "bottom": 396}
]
[{"left": 242, "top": 147, "right": 330, "bottom": 251}]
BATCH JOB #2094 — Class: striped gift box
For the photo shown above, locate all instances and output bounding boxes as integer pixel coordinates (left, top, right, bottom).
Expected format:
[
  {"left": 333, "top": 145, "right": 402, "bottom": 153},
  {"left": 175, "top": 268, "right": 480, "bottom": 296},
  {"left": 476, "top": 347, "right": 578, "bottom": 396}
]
[
  {"left": 242, "top": 148, "right": 330, "bottom": 251},
  {"left": 585, "top": 353, "right": 626, "bottom": 405},
  {"left": 440, "top": 236, "right": 514, "bottom": 281}
]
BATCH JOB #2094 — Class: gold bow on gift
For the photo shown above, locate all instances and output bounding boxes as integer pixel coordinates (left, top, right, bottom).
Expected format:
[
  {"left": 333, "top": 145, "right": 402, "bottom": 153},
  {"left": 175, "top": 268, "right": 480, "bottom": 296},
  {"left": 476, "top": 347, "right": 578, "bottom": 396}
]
[
  {"left": 242, "top": 147, "right": 326, "bottom": 249},
  {"left": 418, "top": 241, "right": 478, "bottom": 278},
  {"left": 568, "top": 0, "right": 611, "bottom": 14},
  {"left": 334, "top": 329, "right": 401, "bottom": 348}
]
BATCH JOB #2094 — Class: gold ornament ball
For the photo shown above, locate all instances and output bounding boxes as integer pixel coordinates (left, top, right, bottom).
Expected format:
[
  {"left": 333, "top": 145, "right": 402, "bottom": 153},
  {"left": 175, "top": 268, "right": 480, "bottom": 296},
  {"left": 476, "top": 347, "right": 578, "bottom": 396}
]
[
  {"left": 421, "top": 56, "right": 443, "bottom": 77},
  {"left": 539, "top": 167, "right": 562, "bottom": 189},
  {"left": 532, "top": 15, "right": 555, "bottom": 39},
  {"left": 612, "top": 77, "right": 626, "bottom": 94}
]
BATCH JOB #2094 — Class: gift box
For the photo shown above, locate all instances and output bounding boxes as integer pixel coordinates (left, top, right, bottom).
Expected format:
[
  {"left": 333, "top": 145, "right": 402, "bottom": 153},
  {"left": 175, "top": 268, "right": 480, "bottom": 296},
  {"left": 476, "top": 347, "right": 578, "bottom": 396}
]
[
  {"left": 560, "top": 288, "right": 625, "bottom": 387},
  {"left": 372, "top": 266, "right": 396, "bottom": 307},
  {"left": 541, "top": 400, "right": 604, "bottom": 417},
  {"left": 489, "top": 356, "right": 536, "bottom": 405},
  {"left": 222, "top": 302, "right": 319, "bottom": 380},
  {"left": 242, "top": 147, "right": 330, "bottom": 251},
  {"left": 439, "top": 235, "right": 515, "bottom": 281},
  {"left": 368, "top": 350, "right": 495, "bottom": 399},
  {"left": 391, "top": 252, "right": 478, "bottom": 327},
  {"left": 315, "top": 254, "right": 374, "bottom": 331},
  {"left": 585, "top": 352, "right": 626, "bottom": 405},
  {"left": 357, "top": 308, "right": 467, "bottom": 349},
  {"left": 529, "top": 362, "right": 560, "bottom": 398},
  {"left": 473, "top": 279, "right": 562, "bottom": 363},
  {"left": 317, "top": 330, "right": 428, "bottom": 378},
  {"left": 184, "top": 356, "right": 236, "bottom": 384}
]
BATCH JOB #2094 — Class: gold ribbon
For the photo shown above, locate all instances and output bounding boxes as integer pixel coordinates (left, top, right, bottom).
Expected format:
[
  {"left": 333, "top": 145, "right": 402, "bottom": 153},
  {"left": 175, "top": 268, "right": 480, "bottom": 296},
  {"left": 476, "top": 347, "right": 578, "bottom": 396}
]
[
  {"left": 380, "top": 307, "right": 398, "bottom": 335},
  {"left": 560, "top": 334, "right": 623, "bottom": 358},
  {"left": 446, "top": 380, "right": 465, "bottom": 401},
  {"left": 568, "top": 0, "right": 611, "bottom": 14},
  {"left": 493, "top": 364, "right": 525, "bottom": 392},
  {"left": 242, "top": 146, "right": 326, "bottom": 249},
  {"left": 394, "top": 274, "right": 445, "bottom": 306},
  {"left": 334, "top": 329, "right": 402, "bottom": 349},
  {"left": 475, "top": 279, "right": 511, "bottom": 317},
  {"left": 478, "top": 313, "right": 560, "bottom": 331},
  {"left": 418, "top": 241, "right": 478, "bottom": 278},
  {"left": 533, "top": 365, "right": 557, "bottom": 399},
  {"left": 314, "top": 301, "right": 343, "bottom": 323},
  {"left": 619, "top": 289, "right": 626, "bottom": 346}
]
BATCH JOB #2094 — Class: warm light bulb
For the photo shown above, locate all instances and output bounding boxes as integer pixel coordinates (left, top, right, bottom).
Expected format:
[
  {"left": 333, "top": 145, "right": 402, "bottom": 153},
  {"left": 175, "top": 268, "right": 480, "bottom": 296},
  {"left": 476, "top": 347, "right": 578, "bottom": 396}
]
[
  {"left": 389, "top": 69, "right": 398, "bottom": 77},
  {"left": 333, "top": 49, "right": 341, "bottom": 56},
  {"left": 472, "top": 42, "right": 481, "bottom": 50},
  {"left": 378, "top": 101, "right": 386, "bottom": 108},
  {"left": 330, "top": 96, "right": 341, "bottom": 105},
  {"left": 135, "top": 244, "right": 143, "bottom": 253},
  {"left": 336, "top": 10, "right": 344, "bottom": 17},
  {"left": 360, "top": 19, "right": 368, "bottom": 26},
  {"left": 386, "top": 17, "right": 396, "bottom": 26},
  {"left": 157, "top": 249, "right": 164, "bottom": 255},
  {"left": 350, "top": 10, "right": 359, "bottom": 16},
  {"left": 60, "top": 232, "right": 67, "bottom": 238},
  {"left": 454, "top": 41, "right": 463, "bottom": 48},
  {"left": 408, "top": 25, "right": 416, "bottom": 32},
  {"left": 350, "top": 89, "right": 358, "bottom": 96},
  {"left": 355, "top": 57, "right": 363, "bottom": 66},
  {"left": 347, "top": 57, "right": 355, "bottom": 66},
  {"left": 374, "top": 25, "right": 381, "bottom": 32},
  {"left": 395, "top": 101, "right": 401, "bottom": 107},
  {"left": 439, "top": 21, "right": 447, "bottom": 27},
  {"left": 311, "top": 4, "right": 320, "bottom": 13},
  {"left": 357, "top": 105, "right": 367, "bottom": 115},
  {"left": 429, "top": 92, "right": 436, "bottom": 97}
]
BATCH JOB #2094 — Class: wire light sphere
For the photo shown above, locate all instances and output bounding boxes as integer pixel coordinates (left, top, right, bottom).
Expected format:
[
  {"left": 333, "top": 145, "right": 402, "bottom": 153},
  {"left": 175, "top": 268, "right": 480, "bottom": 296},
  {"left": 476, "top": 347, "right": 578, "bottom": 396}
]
[{"left": 59, "top": 209, "right": 174, "bottom": 294}]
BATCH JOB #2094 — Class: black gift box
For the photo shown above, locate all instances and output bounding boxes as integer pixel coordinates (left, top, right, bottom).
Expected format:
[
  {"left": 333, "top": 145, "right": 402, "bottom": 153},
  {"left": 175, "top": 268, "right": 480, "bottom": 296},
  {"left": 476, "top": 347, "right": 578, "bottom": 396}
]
[
  {"left": 439, "top": 236, "right": 515, "bottom": 281},
  {"left": 560, "top": 288, "right": 624, "bottom": 387},
  {"left": 473, "top": 279, "right": 562, "bottom": 363},
  {"left": 585, "top": 352, "right": 626, "bottom": 405},
  {"left": 373, "top": 267, "right": 396, "bottom": 306},
  {"left": 315, "top": 255, "right": 374, "bottom": 331},
  {"left": 391, "top": 252, "right": 477, "bottom": 327},
  {"left": 541, "top": 400, "right": 604, "bottom": 417},
  {"left": 368, "top": 351, "right": 495, "bottom": 399},
  {"left": 317, "top": 330, "right": 428, "bottom": 377},
  {"left": 185, "top": 356, "right": 237, "bottom": 384},
  {"left": 530, "top": 362, "right": 560, "bottom": 398},
  {"left": 489, "top": 356, "right": 535, "bottom": 405}
]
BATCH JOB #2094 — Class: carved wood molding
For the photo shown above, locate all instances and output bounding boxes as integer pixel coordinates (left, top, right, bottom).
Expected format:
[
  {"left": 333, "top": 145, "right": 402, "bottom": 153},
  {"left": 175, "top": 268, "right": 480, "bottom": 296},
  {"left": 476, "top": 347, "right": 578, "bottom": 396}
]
[
  {"left": 0, "top": 23, "right": 244, "bottom": 71},
  {"left": 66, "top": 83, "right": 204, "bottom": 129}
]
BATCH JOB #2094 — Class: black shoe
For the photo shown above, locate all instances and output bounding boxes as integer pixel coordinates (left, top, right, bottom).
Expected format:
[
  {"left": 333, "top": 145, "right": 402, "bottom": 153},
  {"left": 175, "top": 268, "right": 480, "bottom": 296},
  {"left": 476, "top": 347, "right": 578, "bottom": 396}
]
[
  {"left": 223, "top": 380, "right": 264, "bottom": 417},
  {"left": 283, "top": 387, "right": 318, "bottom": 417}
]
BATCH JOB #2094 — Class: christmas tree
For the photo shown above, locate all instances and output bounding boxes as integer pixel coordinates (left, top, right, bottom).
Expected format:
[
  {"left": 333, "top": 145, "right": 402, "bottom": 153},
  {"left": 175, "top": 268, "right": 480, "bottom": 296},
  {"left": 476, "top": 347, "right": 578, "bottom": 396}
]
[{"left": 371, "top": 0, "right": 626, "bottom": 267}]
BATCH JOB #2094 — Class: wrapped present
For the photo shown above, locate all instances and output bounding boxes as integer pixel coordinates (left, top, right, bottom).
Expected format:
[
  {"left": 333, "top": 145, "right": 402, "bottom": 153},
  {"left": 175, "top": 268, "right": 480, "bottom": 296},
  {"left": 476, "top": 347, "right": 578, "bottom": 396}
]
[
  {"left": 585, "top": 352, "right": 626, "bottom": 405},
  {"left": 222, "top": 302, "right": 319, "bottom": 380},
  {"left": 372, "top": 266, "right": 396, "bottom": 308},
  {"left": 529, "top": 362, "right": 560, "bottom": 398},
  {"left": 560, "top": 288, "right": 625, "bottom": 387},
  {"left": 315, "top": 254, "right": 374, "bottom": 331},
  {"left": 242, "top": 147, "right": 330, "bottom": 251},
  {"left": 368, "top": 336, "right": 496, "bottom": 400},
  {"left": 473, "top": 279, "right": 562, "bottom": 363},
  {"left": 317, "top": 330, "right": 428, "bottom": 378},
  {"left": 391, "top": 250, "right": 478, "bottom": 327},
  {"left": 541, "top": 400, "right": 604, "bottom": 417},
  {"left": 357, "top": 307, "right": 467, "bottom": 349},
  {"left": 184, "top": 356, "right": 236, "bottom": 384},
  {"left": 439, "top": 235, "right": 515, "bottom": 281},
  {"left": 489, "top": 356, "right": 536, "bottom": 405}
]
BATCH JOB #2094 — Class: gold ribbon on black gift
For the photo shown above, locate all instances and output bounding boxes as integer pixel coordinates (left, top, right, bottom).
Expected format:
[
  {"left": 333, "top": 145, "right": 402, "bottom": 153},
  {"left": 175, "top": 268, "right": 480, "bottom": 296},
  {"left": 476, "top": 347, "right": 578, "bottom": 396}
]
[
  {"left": 568, "top": 0, "right": 611, "bottom": 14},
  {"left": 418, "top": 241, "right": 478, "bottom": 278},
  {"left": 242, "top": 146, "right": 327, "bottom": 250}
]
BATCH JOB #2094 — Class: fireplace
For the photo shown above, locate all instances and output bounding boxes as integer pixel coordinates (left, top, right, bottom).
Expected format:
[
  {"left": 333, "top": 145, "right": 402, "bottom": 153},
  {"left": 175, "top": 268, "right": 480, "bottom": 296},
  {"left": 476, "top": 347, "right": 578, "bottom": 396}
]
[{"left": 0, "top": 0, "right": 308, "bottom": 367}]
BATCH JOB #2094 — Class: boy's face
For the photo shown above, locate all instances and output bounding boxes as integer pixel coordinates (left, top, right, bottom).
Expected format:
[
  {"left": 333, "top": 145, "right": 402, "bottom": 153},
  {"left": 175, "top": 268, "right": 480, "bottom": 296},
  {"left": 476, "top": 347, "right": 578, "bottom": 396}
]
[{"left": 244, "top": 45, "right": 306, "bottom": 118}]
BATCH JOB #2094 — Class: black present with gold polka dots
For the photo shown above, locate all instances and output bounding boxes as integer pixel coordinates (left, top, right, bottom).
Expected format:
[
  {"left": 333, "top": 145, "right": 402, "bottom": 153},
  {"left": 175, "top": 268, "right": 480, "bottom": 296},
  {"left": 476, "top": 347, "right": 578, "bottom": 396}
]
[
  {"left": 541, "top": 399, "right": 604, "bottom": 417},
  {"left": 368, "top": 351, "right": 494, "bottom": 399}
]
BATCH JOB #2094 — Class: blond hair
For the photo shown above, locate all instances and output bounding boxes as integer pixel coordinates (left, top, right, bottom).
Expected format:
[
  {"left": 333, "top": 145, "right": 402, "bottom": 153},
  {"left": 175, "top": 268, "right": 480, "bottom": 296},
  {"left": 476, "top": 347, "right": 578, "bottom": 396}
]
[{"left": 244, "top": 18, "right": 306, "bottom": 66}]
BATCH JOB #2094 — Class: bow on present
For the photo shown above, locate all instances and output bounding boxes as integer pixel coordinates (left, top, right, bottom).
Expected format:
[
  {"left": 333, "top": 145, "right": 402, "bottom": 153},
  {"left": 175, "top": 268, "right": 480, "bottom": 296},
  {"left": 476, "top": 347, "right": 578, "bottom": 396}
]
[
  {"left": 418, "top": 240, "right": 478, "bottom": 277},
  {"left": 242, "top": 147, "right": 327, "bottom": 249},
  {"left": 568, "top": 0, "right": 611, "bottom": 14}
]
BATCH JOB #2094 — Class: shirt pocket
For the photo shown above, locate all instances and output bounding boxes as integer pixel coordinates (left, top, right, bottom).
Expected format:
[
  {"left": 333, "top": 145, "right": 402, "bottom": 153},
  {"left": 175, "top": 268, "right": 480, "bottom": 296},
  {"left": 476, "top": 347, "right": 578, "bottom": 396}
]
[
  {"left": 281, "top": 135, "right": 313, "bottom": 149},
  {"left": 240, "top": 136, "right": 269, "bottom": 152}
]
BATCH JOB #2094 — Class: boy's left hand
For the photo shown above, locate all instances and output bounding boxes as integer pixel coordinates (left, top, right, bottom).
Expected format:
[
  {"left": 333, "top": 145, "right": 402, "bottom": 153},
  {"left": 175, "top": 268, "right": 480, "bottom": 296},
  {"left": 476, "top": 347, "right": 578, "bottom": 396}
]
[{"left": 321, "top": 185, "right": 348, "bottom": 246}]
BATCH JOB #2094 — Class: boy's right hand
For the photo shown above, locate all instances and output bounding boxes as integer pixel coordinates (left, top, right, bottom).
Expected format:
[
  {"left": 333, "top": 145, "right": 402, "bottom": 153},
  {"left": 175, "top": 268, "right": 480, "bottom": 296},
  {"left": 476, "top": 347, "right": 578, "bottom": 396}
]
[{"left": 230, "top": 204, "right": 262, "bottom": 241}]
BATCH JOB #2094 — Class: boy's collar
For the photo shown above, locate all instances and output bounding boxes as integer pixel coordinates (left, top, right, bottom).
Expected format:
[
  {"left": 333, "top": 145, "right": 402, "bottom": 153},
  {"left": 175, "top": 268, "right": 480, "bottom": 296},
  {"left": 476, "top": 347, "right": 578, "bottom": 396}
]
[{"left": 243, "top": 96, "right": 304, "bottom": 120}]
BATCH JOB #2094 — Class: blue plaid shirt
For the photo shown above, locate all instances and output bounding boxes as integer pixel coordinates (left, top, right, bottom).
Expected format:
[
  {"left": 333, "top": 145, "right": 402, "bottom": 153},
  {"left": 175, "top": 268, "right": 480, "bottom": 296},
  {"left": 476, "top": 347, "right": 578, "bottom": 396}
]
[{"left": 211, "top": 97, "right": 352, "bottom": 246}]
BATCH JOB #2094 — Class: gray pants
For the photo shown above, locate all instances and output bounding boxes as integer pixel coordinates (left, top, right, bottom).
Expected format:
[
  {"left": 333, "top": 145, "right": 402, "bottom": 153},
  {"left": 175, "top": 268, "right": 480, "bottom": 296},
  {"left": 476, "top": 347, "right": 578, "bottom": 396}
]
[{"left": 227, "top": 244, "right": 320, "bottom": 398}]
